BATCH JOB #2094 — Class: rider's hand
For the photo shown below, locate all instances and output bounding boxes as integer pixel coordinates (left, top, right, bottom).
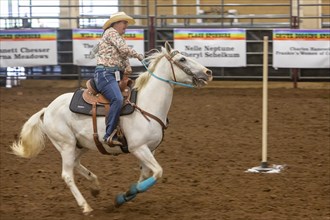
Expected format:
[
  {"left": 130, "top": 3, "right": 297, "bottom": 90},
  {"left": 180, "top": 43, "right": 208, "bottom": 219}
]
[
  {"left": 124, "top": 66, "right": 132, "bottom": 75},
  {"left": 137, "top": 54, "right": 144, "bottom": 61}
]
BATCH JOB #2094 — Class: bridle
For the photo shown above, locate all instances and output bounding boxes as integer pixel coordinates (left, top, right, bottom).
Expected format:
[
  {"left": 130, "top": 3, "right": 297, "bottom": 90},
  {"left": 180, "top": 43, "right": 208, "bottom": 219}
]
[
  {"left": 132, "top": 49, "right": 197, "bottom": 137},
  {"left": 142, "top": 50, "right": 196, "bottom": 88},
  {"left": 164, "top": 50, "right": 195, "bottom": 80}
]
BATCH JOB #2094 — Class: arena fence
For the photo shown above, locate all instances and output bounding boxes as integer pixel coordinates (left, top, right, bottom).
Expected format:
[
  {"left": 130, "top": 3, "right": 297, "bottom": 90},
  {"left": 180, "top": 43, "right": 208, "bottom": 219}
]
[{"left": 0, "top": 1, "right": 329, "bottom": 86}]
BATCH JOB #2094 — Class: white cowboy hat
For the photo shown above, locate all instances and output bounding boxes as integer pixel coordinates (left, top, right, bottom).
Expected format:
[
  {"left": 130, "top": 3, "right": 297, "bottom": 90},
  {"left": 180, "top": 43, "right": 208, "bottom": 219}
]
[{"left": 102, "top": 12, "right": 135, "bottom": 30}]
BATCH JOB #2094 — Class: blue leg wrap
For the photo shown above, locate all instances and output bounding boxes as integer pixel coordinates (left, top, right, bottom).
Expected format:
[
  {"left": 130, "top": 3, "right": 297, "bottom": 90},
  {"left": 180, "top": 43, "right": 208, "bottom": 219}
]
[
  {"left": 128, "top": 183, "right": 138, "bottom": 195},
  {"left": 136, "top": 177, "right": 157, "bottom": 193},
  {"left": 114, "top": 177, "right": 157, "bottom": 207},
  {"left": 115, "top": 194, "right": 126, "bottom": 207},
  {"left": 115, "top": 193, "right": 137, "bottom": 208}
]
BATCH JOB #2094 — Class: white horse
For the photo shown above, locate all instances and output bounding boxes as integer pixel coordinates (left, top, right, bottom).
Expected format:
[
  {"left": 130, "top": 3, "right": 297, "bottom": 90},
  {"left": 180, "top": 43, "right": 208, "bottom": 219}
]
[{"left": 10, "top": 42, "right": 213, "bottom": 215}]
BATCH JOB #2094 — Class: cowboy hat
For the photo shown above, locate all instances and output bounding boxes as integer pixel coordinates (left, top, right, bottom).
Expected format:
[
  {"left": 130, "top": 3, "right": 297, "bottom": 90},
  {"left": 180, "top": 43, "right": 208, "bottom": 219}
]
[{"left": 102, "top": 12, "right": 135, "bottom": 30}]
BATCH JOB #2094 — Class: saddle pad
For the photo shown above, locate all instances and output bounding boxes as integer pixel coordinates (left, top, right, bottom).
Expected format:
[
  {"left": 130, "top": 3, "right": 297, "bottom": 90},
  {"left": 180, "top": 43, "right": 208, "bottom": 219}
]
[{"left": 69, "top": 89, "right": 137, "bottom": 116}]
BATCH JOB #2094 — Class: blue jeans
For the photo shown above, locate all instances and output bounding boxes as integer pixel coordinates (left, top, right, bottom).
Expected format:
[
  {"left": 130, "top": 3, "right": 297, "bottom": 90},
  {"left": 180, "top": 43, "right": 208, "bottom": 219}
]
[{"left": 94, "top": 68, "right": 123, "bottom": 140}]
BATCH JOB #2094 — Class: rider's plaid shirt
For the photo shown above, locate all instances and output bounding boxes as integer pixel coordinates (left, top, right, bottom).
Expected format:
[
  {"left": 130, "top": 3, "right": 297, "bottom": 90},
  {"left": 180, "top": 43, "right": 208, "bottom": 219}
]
[{"left": 96, "top": 27, "right": 140, "bottom": 70}]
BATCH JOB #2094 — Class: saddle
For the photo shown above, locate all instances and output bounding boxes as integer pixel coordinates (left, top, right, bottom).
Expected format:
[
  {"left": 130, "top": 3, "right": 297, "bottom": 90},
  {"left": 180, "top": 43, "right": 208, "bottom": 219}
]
[
  {"left": 70, "top": 79, "right": 137, "bottom": 117},
  {"left": 69, "top": 77, "right": 137, "bottom": 155},
  {"left": 84, "top": 76, "right": 133, "bottom": 106}
]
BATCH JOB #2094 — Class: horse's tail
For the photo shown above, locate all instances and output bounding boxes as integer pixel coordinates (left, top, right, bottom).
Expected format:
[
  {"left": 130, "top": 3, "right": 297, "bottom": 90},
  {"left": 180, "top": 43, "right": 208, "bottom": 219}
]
[{"left": 11, "top": 108, "right": 46, "bottom": 158}]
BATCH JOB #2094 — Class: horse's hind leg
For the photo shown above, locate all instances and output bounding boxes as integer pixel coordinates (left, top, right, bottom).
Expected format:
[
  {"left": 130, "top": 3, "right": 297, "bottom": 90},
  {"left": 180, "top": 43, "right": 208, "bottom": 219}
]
[
  {"left": 74, "top": 148, "right": 100, "bottom": 197},
  {"left": 76, "top": 163, "right": 101, "bottom": 197},
  {"left": 60, "top": 146, "right": 93, "bottom": 214}
]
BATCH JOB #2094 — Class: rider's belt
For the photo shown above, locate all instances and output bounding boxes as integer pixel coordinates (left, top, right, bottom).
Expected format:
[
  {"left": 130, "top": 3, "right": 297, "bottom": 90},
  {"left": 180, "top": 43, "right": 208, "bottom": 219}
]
[{"left": 96, "top": 65, "right": 120, "bottom": 72}]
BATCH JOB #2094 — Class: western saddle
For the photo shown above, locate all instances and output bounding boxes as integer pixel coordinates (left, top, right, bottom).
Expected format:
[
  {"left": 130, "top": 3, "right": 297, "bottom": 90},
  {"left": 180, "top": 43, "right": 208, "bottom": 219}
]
[{"left": 82, "top": 76, "right": 133, "bottom": 155}]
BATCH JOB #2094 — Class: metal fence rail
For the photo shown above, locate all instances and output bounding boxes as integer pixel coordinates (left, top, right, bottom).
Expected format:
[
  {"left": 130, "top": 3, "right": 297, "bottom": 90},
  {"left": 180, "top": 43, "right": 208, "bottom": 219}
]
[
  {"left": 154, "top": 1, "right": 292, "bottom": 28},
  {"left": 0, "top": 0, "right": 329, "bottom": 84}
]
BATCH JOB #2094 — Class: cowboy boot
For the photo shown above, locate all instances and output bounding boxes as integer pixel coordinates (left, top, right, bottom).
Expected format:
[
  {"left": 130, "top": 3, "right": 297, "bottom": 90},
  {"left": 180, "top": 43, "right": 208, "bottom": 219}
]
[{"left": 105, "top": 129, "right": 123, "bottom": 147}]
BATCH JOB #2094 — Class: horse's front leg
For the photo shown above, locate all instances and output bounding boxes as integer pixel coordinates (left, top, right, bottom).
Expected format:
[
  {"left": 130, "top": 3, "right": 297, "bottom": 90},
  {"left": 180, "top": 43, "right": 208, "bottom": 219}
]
[
  {"left": 139, "top": 163, "right": 152, "bottom": 182},
  {"left": 138, "top": 150, "right": 156, "bottom": 182},
  {"left": 114, "top": 145, "right": 162, "bottom": 207}
]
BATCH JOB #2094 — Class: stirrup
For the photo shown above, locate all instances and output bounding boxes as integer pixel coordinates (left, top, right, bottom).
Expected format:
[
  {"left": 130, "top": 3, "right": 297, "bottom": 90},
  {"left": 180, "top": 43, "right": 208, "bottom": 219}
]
[{"left": 105, "top": 130, "right": 123, "bottom": 147}]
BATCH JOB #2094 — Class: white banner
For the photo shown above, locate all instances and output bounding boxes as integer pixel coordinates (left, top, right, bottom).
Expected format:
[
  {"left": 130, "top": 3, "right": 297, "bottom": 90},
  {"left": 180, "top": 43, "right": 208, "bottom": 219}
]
[
  {"left": 273, "top": 29, "right": 330, "bottom": 68},
  {"left": 174, "top": 29, "right": 246, "bottom": 67},
  {"left": 72, "top": 29, "right": 144, "bottom": 66},
  {"left": 0, "top": 29, "right": 57, "bottom": 67}
]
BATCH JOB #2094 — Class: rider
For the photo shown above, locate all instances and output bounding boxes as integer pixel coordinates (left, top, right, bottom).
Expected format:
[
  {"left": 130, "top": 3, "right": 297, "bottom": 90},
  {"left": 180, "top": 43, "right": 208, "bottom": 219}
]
[{"left": 94, "top": 12, "right": 144, "bottom": 147}]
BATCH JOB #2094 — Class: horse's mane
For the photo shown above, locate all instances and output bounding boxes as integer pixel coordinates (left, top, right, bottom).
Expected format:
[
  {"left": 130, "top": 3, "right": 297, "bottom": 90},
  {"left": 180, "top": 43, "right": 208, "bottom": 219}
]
[{"left": 134, "top": 48, "right": 166, "bottom": 91}]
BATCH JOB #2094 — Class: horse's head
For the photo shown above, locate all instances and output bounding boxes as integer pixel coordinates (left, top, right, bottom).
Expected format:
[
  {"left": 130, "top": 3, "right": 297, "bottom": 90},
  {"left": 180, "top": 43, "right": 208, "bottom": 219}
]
[{"left": 163, "top": 41, "right": 213, "bottom": 87}]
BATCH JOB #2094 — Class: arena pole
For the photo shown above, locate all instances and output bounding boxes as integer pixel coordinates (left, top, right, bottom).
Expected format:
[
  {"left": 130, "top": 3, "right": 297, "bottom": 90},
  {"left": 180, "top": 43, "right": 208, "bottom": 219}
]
[
  {"left": 261, "top": 36, "right": 269, "bottom": 169},
  {"left": 246, "top": 36, "right": 285, "bottom": 173}
]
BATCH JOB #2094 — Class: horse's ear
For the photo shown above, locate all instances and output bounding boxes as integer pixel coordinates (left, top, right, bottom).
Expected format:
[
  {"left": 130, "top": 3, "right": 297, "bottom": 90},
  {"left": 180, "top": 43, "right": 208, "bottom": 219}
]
[{"left": 165, "top": 41, "right": 172, "bottom": 54}]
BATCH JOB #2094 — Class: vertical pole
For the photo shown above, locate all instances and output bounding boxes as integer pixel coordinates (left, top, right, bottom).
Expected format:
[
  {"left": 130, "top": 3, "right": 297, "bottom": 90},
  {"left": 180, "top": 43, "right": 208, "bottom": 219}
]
[
  {"left": 292, "top": 68, "right": 299, "bottom": 89},
  {"left": 291, "top": 0, "right": 300, "bottom": 88},
  {"left": 196, "top": 0, "right": 202, "bottom": 23},
  {"left": 261, "top": 36, "right": 269, "bottom": 168},
  {"left": 134, "top": 0, "right": 142, "bottom": 25},
  {"left": 291, "top": 15, "right": 299, "bottom": 89},
  {"left": 29, "top": 0, "right": 32, "bottom": 19},
  {"left": 149, "top": 16, "right": 155, "bottom": 50},
  {"left": 145, "top": 0, "right": 150, "bottom": 51},
  {"left": 8, "top": 0, "right": 13, "bottom": 28},
  {"left": 172, "top": 0, "right": 177, "bottom": 23},
  {"left": 221, "top": 0, "right": 224, "bottom": 28},
  {"left": 154, "top": 0, "right": 158, "bottom": 49},
  {"left": 290, "top": 0, "right": 292, "bottom": 28},
  {"left": 297, "top": 0, "right": 300, "bottom": 29}
]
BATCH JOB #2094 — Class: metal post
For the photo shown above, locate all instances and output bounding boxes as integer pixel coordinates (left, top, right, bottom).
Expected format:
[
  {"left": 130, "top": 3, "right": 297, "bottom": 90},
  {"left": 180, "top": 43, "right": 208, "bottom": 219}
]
[
  {"left": 149, "top": 16, "right": 155, "bottom": 50},
  {"left": 154, "top": 0, "right": 158, "bottom": 49},
  {"left": 261, "top": 36, "right": 269, "bottom": 168},
  {"left": 221, "top": 0, "right": 224, "bottom": 28},
  {"left": 291, "top": 9, "right": 300, "bottom": 89},
  {"left": 291, "top": 68, "right": 299, "bottom": 89},
  {"left": 29, "top": 0, "right": 32, "bottom": 19},
  {"left": 245, "top": 35, "right": 285, "bottom": 173}
]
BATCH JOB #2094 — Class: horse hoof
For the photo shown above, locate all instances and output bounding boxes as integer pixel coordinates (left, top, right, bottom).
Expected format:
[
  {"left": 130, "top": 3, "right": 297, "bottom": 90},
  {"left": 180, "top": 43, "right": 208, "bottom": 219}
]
[
  {"left": 114, "top": 194, "right": 126, "bottom": 208},
  {"left": 82, "top": 206, "right": 93, "bottom": 215},
  {"left": 90, "top": 188, "right": 100, "bottom": 197},
  {"left": 83, "top": 211, "right": 93, "bottom": 216}
]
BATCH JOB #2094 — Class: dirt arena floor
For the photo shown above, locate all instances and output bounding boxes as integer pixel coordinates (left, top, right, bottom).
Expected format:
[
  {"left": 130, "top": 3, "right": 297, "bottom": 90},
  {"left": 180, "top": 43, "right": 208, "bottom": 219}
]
[{"left": 0, "top": 80, "right": 329, "bottom": 220}]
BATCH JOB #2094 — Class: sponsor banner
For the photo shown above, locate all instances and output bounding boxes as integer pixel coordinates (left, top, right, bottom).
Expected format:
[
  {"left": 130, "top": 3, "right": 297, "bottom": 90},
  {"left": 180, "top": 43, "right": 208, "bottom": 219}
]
[
  {"left": 72, "top": 29, "right": 144, "bottom": 66},
  {"left": 174, "top": 28, "right": 246, "bottom": 67},
  {"left": 0, "top": 29, "right": 58, "bottom": 67},
  {"left": 273, "top": 29, "right": 330, "bottom": 68},
  {"left": 72, "top": 29, "right": 102, "bottom": 66}
]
